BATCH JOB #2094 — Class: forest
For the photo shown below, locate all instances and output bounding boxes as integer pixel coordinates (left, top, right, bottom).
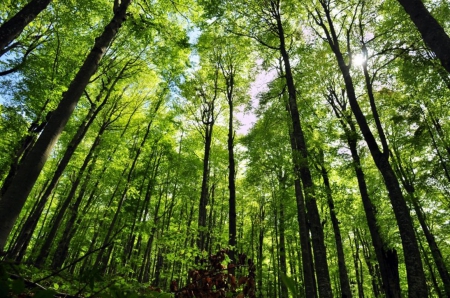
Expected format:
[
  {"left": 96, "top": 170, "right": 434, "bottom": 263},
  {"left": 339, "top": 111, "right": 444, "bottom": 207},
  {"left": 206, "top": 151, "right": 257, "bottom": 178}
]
[{"left": 0, "top": 0, "right": 450, "bottom": 297}]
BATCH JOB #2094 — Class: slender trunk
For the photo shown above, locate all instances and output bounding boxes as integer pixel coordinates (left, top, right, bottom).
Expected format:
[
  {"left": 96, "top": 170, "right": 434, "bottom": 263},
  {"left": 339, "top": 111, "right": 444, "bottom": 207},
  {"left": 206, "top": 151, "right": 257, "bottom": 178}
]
[
  {"left": 417, "top": 232, "right": 443, "bottom": 298},
  {"left": 257, "top": 200, "right": 265, "bottom": 298},
  {"left": 277, "top": 175, "right": 288, "bottom": 298},
  {"left": 396, "top": 0, "right": 450, "bottom": 73},
  {"left": 197, "top": 139, "right": 212, "bottom": 251},
  {"left": 196, "top": 91, "right": 219, "bottom": 254},
  {"left": 318, "top": 155, "right": 352, "bottom": 298},
  {"left": 0, "top": 0, "right": 132, "bottom": 251},
  {"left": 351, "top": 234, "right": 365, "bottom": 298},
  {"left": 123, "top": 154, "right": 156, "bottom": 265},
  {"left": 294, "top": 177, "right": 317, "bottom": 297},
  {"left": 271, "top": 2, "right": 331, "bottom": 295},
  {"left": 206, "top": 182, "right": 215, "bottom": 254},
  {"left": 327, "top": 91, "right": 401, "bottom": 298},
  {"left": 424, "top": 113, "right": 450, "bottom": 183},
  {"left": 428, "top": 111, "right": 450, "bottom": 159},
  {"left": 315, "top": 4, "right": 428, "bottom": 295},
  {"left": 7, "top": 90, "right": 109, "bottom": 260},
  {"left": 152, "top": 250, "right": 164, "bottom": 287},
  {"left": 198, "top": 112, "right": 214, "bottom": 252},
  {"left": 392, "top": 148, "right": 450, "bottom": 297},
  {"left": 356, "top": 229, "right": 382, "bottom": 297},
  {"left": 141, "top": 190, "right": 162, "bottom": 283},
  {"left": 224, "top": 67, "right": 237, "bottom": 268},
  {"left": 1, "top": 108, "right": 51, "bottom": 196},
  {"left": 51, "top": 152, "right": 100, "bottom": 269},
  {"left": 34, "top": 122, "right": 105, "bottom": 268}
]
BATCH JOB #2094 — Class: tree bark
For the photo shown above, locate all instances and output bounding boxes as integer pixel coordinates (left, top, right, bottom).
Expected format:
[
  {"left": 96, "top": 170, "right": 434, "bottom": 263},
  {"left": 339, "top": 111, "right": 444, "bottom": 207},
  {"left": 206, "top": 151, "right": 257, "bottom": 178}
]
[
  {"left": 221, "top": 58, "right": 237, "bottom": 269},
  {"left": 0, "top": 0, "right": 132, "bottom": 252},
  {"left": 318, "top": 154, "right": 352, "bottom": 298},
  {"left": 196, "top": 72, "right": 218, "bottom": 253},
  {"left": 0, "top": 0, "right": 52, "bottom": 54},
  {"left": 273, "top": 1, "right": 332, "bottom": 296},
  {"left": 396, "top": 0, "right": 450, "bottom": 73},
  {"left": 6, "top": 87, "right": 109, "bottom": 261},
  {"left": 327, "top": 90, "right": 401, "bottom": 298},
  {"left": 34, "top": 121, "right": 105, "bottom": 268},
  {"left": 392, "top": 147, "right": 450, "bottom": 297},
  {"left": 314, "top": 3, "right": 428, "bottom": 296},
  {"left": 257, "top": 200, "right": 265, "bottom": 298},
  {"left": 277, "top": 174, "right": 289, "bottom": 298}
]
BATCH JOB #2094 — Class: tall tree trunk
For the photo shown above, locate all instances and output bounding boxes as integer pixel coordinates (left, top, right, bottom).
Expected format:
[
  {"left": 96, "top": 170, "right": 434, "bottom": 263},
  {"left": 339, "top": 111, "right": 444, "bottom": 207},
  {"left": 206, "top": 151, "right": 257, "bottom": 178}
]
[
  {"left": 327, "top": 90, "right": 401, "bottom": 298},
  {"left": 6, "top": 86, "right": 110, "bottom": 261},
  {"left": 141, "top": 190, "right": 162, "bottom": 283},
  {"left": 197, "top": 132, "right": 210, "bottom": 252},
  {"left": 34, "top": 121, "right": 105, "bottom": 268},
  {"left": 1, "top": 104, "right": 51, "bottom": 196},
  {"left": 273, "top": 2, "right": 332, "bottom": 295},
  {"left": 222, "top": 60, "right": 237, "bottom": 268},
  {"left": 50, "top": 153, "right": 99, "bottom": 269},
  {"left": 314, "top": 3, "right": 428, "bottom": 296},
  {"left": 354, "top": 235, "right": 365, "bottom": 298},
  {"left": 317, "top": 152, "right": 352, "bottom": 298},
  {"left": 356, "top": 229, "right": 382, "bottom": 297},
  {"left": 257, "top": 197, "right": 265, "bottom": 298},
  {"left": 422, "top": 108, "right": 450, "bottom": 183},
  {"left": 277, "top": 173, "right": 288, "bottom": 298},
  {"left": 123, "top": 150, "right": 159, "bottom": 266},
  {"left": 396, "top": 0, "right": 450, "bottom": 73},
  {"left": 196, "top": 73, "right": 218, "bottom": 253},
  {"left": 0, "top": 0, "right": 52, "bottom": 54},
  {"left": 0, "top": 0, "right": 132, "bottom": 251},
  {"left": 391, "top": 147, "right": 450, "bottom": 297}
]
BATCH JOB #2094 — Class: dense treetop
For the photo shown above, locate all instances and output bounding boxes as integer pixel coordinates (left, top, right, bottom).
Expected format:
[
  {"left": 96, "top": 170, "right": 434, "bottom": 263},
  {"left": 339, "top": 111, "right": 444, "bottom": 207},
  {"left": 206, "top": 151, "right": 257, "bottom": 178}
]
[{"left": 0, "top": 0, "right": 449, "bottom": 297}]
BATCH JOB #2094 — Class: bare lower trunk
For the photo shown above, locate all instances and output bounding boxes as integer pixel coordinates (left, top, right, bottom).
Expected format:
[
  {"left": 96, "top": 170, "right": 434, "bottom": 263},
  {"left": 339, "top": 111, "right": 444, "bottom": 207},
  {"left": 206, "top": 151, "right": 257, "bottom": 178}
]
[
  {"left": 319, "top": 157, "right": 352, "bottom": 298},
  {"left": 327, "top": 91, "right": 401, "bottom": 298}
]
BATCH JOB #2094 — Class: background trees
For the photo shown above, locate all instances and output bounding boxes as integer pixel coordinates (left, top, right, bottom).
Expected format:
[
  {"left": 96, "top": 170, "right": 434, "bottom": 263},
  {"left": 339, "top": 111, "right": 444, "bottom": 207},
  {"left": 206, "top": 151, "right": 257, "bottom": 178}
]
[{"left": 1, "top": 0, "right": 450, "bottom": 297}]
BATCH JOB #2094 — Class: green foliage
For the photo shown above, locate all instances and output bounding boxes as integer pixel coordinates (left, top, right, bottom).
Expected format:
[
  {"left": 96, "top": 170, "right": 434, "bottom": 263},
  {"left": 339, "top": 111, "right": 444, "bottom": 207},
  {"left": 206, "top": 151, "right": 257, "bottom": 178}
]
[{"left": 1, "top": 0, "right": 450, "bottom": 297}]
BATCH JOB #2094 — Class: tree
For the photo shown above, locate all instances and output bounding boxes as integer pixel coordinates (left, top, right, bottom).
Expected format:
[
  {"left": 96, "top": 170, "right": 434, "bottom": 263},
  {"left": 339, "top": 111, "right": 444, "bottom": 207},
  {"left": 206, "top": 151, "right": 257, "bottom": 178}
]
[
  {"left": 0, "top": 0, "right": 132, "bottom": 251},
  {"left": 395, "top": 0, "right": 450, "bottom": 74},
  {"left": 1, "top": 0, "right": 450, "bottom": 297},
  {"left": 0, "top": 0, "right": 51, "bottom": 54},
  {"left": 310, "top": 1, "right": 428, "bottom": 296}
]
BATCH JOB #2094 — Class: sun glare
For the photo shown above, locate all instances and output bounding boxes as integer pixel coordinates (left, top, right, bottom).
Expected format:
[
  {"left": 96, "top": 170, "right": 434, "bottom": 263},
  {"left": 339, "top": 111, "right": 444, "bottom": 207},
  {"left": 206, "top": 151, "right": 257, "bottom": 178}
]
[{"left": 352, "top": 54, "right": 366, "bottom": 66}]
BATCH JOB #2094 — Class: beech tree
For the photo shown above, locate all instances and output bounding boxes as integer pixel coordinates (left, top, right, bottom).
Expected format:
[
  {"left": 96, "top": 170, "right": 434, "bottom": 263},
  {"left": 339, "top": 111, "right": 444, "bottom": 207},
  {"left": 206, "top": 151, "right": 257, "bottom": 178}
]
[
  {"left": 395, "top": 0, "right": 450, "bottom": 73},
  {"left": 0, "top": 0, "right": 132, "bottom": 251},
  {"left": 0, "top": 0, "right": 450, "bottom": 297},
  {"left": 0, "top": 0, "right": 52, "bottom": 53}
]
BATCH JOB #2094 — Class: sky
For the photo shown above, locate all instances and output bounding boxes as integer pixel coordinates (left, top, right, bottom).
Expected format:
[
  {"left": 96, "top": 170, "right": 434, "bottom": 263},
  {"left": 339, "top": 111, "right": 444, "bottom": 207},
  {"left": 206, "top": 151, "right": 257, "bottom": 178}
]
[{"left": 236, "top": 67, "right": 275, "bottom": 135}]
